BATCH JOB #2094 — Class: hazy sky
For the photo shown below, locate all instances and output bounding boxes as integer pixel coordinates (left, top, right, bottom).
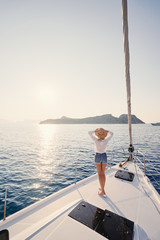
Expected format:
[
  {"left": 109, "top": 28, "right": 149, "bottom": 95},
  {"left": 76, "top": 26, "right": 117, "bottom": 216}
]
[{"left": 0, "top": 0, "right": 160, "bottom": 123}]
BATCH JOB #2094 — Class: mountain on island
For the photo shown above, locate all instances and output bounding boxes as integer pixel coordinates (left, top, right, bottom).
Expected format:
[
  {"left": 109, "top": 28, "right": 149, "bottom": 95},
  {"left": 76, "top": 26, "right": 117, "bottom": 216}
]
[{"left": 39, "top": 114, "right": 145, "bottom": 124}]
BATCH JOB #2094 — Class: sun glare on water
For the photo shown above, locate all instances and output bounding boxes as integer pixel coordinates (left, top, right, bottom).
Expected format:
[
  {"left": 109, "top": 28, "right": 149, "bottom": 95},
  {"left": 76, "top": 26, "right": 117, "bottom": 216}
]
[{"left": 36, "top": 124, "right": 58, "bottom": 179}]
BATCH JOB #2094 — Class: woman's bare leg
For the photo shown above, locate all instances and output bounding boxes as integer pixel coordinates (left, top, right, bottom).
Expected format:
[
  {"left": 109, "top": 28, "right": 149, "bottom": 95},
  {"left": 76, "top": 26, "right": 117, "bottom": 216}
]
[
  {"left": 101, "top": 163, "right": 106, "bottom": 192},
  {"left": 96, "top": 163, "right": 107, "bottom": 195}
]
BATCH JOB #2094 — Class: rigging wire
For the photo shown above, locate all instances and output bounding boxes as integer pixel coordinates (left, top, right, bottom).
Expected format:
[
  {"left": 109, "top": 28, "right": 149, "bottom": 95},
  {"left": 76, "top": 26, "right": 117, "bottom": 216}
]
[
  {"left": 134, "top": 158, "right": 160, "bottom": 216},
  {"left": 74, "top": 154, "right": 97, "bottom": 218},
  {"left": 134, "top": 150, "right": 160, "bottom": 188},
  {"left": 136, "top": 156, "right": 160, "bottom": 184},
  {"left": 145, "top": 159, "right": 160, "bottom": 176}
]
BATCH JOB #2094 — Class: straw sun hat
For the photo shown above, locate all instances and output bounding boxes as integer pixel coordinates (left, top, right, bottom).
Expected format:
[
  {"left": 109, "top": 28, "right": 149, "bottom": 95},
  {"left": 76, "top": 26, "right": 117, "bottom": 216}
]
[{"left": 95, "top": 128, "right": 108, "bottom": 139}]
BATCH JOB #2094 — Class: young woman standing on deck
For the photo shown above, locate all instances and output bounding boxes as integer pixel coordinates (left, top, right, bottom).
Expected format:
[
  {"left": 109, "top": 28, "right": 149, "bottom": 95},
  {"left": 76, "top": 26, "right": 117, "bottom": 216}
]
[{"left": 88, "top": 128, "right": 113, "bottom": 196}]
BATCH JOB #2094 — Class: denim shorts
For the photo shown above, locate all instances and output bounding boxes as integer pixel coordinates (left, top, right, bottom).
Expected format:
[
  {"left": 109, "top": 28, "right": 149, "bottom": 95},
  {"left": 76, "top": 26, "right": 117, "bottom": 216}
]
[{"left": 95, "top": 153, "right": 107, "bottom": 164}]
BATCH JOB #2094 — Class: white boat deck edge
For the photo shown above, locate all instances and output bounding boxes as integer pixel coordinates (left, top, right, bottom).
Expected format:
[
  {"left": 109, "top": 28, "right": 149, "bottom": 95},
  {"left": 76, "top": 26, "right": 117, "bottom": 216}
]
[{"left": 0, "top": 161, "right": 160, "bottom": 240}]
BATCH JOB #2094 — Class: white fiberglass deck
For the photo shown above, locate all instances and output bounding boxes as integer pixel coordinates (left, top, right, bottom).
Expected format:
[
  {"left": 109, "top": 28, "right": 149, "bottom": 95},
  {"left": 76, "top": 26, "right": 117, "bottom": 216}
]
[{"left": 0, "top": 161, "right": 160, "bottom": 240}]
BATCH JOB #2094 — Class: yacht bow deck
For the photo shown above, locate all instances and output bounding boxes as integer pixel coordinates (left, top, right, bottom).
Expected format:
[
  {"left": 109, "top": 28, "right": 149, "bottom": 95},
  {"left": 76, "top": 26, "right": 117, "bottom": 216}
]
[{"left": 0, "top": 161, "right": 160, "bottom": 240}]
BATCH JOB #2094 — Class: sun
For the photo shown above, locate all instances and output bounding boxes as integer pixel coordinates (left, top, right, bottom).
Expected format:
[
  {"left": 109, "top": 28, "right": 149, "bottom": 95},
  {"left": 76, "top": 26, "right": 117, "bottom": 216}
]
[{"left": 38, "top": 86, "right": 54, "bottom": 103}]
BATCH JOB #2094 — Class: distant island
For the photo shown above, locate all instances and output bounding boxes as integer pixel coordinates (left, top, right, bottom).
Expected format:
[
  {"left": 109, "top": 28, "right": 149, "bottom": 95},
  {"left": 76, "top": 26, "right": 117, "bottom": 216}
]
[{"left": 39, "top": 114, "right": 145, "bottom": 124}]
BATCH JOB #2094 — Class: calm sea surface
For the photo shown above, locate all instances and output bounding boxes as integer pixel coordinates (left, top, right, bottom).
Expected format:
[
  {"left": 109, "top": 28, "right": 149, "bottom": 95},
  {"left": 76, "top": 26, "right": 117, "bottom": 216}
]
[{"left": 0, "top": 123, "right": 160, "bottom": 219}]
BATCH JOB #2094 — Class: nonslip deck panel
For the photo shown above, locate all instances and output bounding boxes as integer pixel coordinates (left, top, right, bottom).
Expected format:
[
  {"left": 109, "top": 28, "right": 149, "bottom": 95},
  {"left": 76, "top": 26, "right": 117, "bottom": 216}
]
[
  {"left": 115, "top": 170, "right": 134, "bottom": 182},
  {"left": 68, "top": 201, "right": 134, "bottom": 240}
]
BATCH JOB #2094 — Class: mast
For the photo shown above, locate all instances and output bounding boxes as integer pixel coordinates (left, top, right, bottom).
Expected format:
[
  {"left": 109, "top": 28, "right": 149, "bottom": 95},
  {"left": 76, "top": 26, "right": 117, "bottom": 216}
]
[{"left": 121, "top": 0, "right": 134, "bottom": 157}]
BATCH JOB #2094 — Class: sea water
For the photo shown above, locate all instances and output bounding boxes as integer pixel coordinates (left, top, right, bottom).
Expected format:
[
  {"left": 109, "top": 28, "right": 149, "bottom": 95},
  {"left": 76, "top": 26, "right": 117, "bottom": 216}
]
[{"left": 0, "top": 123, "right": 160, "bottom": 219}]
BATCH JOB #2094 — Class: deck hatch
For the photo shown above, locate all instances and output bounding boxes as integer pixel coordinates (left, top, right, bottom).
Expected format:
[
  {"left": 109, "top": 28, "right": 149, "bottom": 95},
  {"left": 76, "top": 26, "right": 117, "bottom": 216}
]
[
  {"left": 69, "top": 201, "right": 134, "bottom": 240},
  {"left": 0, "top": 229, "right": 9, "bottom": 240},
  {"left": 115, "top": 170, "right": 134, "bottom": 182}
]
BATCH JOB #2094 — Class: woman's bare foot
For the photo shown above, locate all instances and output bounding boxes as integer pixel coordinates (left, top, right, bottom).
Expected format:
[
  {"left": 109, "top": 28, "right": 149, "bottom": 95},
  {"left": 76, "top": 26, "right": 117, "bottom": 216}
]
[
  {"left": 99, "top": 187, "right": 106, "bottom": 193},
  {"left": 98, "top": 190, "right": 106, "bottom": 196}
]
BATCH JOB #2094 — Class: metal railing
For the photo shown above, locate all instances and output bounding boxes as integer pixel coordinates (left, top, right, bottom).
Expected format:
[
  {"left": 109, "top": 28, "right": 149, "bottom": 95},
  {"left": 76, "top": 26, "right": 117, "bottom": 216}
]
[{"left": 134, "top": 150, "right": 146, "bottom": 175}]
